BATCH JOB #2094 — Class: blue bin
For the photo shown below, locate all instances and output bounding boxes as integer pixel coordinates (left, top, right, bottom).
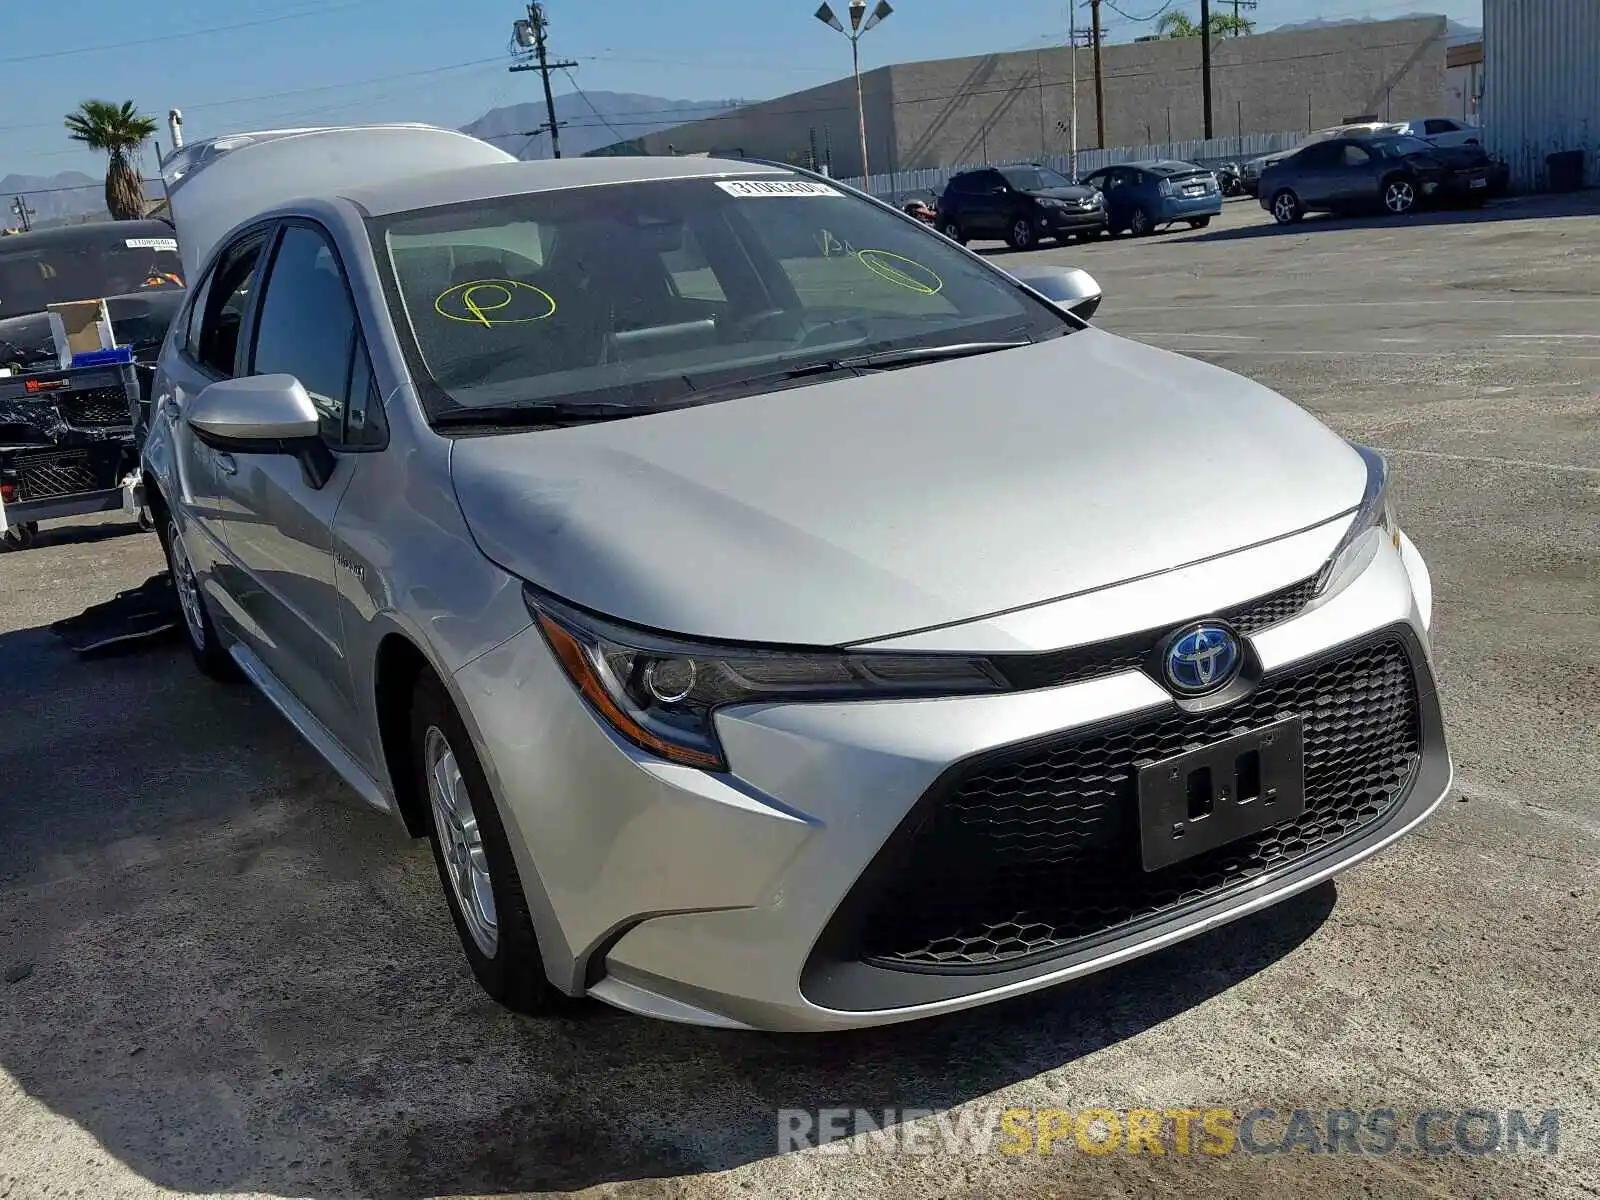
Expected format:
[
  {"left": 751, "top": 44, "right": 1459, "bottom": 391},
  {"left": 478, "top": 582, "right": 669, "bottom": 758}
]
[{"left": 70, "top": 346, "right": 135, "bottom": 368}]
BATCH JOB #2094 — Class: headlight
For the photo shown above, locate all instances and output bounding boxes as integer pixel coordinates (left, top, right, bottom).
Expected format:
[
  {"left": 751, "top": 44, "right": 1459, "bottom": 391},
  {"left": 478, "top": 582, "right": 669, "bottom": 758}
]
[
  {"left": 1314, "top": 444, "right": 1402, "bottom": 596},
  {"left": 1037, "top": 197, "right": 1069, "bottom": 210},
  {"left": 527, "top": 588, "right": 1006, "bottom": 769}
]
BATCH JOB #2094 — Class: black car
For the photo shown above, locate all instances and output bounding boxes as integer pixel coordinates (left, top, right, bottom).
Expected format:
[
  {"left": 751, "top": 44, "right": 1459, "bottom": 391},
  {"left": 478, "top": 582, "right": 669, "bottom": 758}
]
[
  {"left": 935, "top": 164, "right": 1106, "bottom": 250},
  {"left": 1258, "top": 134, "right": 1490, "bottom": 224}
]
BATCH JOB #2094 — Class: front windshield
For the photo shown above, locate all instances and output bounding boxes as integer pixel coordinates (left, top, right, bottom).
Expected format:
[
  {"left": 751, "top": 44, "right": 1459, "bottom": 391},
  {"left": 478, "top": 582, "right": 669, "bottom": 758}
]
[
  {"left": 0, "top": 233, "right": 184, "bottom": 318},
  {"left": 377, "top": 174, "right": 1070, "bottom": 420},
  {"left": 1000, "top": 166, "right": 1075, "bottom": 191}
]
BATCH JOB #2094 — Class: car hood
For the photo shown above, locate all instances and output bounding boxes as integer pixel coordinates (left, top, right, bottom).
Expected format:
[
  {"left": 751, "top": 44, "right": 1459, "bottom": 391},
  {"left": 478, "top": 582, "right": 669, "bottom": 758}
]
[
  {"left": 1027, "top": 185, "right": 1099, "bottom": 202},
  {"left": 450, "top": 329, "right": 1366, "bottom": 646}
]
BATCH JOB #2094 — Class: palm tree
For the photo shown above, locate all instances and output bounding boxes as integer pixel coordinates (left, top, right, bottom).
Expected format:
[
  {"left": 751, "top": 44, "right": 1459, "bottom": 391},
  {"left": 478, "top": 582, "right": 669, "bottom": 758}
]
[
  {"left": 64, "top": 100, "right": 158, "bottom": 221},
  {"left": 1155, "top": 11, "right": 1198, "bottom": 37},
  {"left": 1156, "top": 10, "right": 1256, "bottom": 38}
]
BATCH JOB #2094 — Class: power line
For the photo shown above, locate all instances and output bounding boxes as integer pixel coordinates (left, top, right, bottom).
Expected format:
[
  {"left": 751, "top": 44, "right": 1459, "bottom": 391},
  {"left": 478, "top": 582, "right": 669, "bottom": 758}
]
[
  {"left": 0, "top": 0, "right": 389, "bottom": 66},
  {"left": 0, "top": 57, "right": 507, "bottom": 137},
  {"left": 559, "top": 69, "right": 631, "bottom": 145},
  {"left": 1102, "top": 0, "right": 1175, "bottom": 22}
]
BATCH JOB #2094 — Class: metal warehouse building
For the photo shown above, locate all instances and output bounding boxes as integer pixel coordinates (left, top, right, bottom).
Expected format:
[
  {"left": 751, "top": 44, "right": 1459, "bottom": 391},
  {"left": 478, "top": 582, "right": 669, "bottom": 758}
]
[
  {"left": 1483, "top": 0, "right": 1600, "bottom": 190},
  {"left": 594, "top": 16, "right": 1448, "bottom": 180}
]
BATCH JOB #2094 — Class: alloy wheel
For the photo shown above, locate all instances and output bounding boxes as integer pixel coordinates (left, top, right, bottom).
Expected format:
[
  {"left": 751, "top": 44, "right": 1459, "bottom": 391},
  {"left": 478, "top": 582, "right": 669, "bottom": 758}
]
[
  {"left": 1011, "top": 219, "right": 1033, "bottom": 248},
  {"left": 1131, "top": 208, "right": 1151, "bottom": 235},
  {"left": 1272, "top": 192, "right": 1299, "bottom": 224},
  {"left": 1385, "top": 180, "right": 1416, "bottom": 213},
  {"left": 167, "top": 521, "right": 207, "bottom": 651},
  {"left": 424, "top": 725, "right": 498, "bottom": 957}
]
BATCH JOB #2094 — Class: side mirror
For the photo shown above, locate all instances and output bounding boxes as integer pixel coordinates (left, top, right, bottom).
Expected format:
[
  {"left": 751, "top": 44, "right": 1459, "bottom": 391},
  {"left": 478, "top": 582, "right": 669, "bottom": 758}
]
[
  {"left": 187, "top": 374, "right": 337, "bottom": 489},
  {"left": 1006, "top": 264, "right": 1103, "bottom": 321}
]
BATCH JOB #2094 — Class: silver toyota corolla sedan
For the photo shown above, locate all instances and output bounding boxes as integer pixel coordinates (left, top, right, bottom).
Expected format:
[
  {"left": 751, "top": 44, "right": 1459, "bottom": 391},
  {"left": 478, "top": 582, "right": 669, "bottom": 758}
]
[{"left": 142, "top": 131, "right": 1451, "bottom": 1032}]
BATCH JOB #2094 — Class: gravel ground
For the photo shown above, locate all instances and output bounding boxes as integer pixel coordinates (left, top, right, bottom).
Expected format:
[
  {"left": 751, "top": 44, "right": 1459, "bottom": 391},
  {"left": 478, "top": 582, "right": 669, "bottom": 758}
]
[{"left": 1, "top": 193, "right": 1597, "bottom": 1200}]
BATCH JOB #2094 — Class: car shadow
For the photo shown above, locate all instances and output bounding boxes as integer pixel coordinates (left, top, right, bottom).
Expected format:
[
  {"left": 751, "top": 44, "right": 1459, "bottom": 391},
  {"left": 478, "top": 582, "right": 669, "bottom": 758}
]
[
  {"left": 1173, "top": 191, "right": 1600, "bottom": 241},
  {"left": 0, "top": 605, "right": 1338, "bottom": 1198}
]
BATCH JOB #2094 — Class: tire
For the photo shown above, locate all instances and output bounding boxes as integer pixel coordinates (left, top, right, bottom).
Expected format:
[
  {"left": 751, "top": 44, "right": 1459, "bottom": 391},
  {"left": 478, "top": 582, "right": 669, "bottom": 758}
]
[
  {"left": 1005, "top": 215, "right": 1036, "bottom": 251},
  {"left": 1, "top": 522, "right": 39, "bottom": 552},
  {"left": 159, "top": 516, "right": 240, "bottom": 681},
  {"left": 409, "top": 673, "right": 567, "bottom": 1016},
  {"left": 939, "top": 220, "right": 967, "bottom": 245},
  {"left": 1188, "top": 216, "right": 1212, "bottom": 229},
  {"left": 1128, "top": 207, "right": 1153, "bottom": 237},
  {"left": 1270, "top": 189, "right": 1304, "bottom": 225},
  {"left": 1382, "top": 175, "right": 1418, "bottom": 215}
]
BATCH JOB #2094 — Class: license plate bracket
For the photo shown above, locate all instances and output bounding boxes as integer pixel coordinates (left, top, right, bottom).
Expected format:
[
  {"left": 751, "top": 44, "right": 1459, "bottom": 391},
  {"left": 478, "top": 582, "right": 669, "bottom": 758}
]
[{"left": 1136, "top": 716, "right": 1306, "bottom": 872}]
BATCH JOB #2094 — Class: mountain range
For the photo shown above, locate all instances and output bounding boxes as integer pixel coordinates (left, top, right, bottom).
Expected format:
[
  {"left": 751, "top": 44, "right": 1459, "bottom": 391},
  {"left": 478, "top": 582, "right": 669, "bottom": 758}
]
[
  {"left": 460, "top": 91, "right": 738, "bottom": 160},
  {"left": 1274, "top": 14, "right": 1481, "bottom": 45}
]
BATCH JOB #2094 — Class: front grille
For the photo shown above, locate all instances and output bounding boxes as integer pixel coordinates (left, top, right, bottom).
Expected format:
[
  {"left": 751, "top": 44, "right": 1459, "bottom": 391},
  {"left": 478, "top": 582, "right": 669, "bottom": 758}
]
[
  {"left": 854, "top": 637, "right": 1420, "bottom": 971},
  {"left": 10, "top": 451, "right": 99, "bottom": 500},
  {"left": 990, "top": 575, "right": 1320, "bottom": 691},
  {"left": 59, "top": 386, "right": 132, "bottom": 428}
]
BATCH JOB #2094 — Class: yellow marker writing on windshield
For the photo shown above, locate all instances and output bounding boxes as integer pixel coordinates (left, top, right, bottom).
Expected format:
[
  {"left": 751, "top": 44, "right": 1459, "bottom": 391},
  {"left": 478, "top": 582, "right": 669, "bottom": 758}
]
[
  {"left": 434, "top": 279, "right": 556, "bottom": 327},
  {"left": 855, "top": 249, "right": 943, "bottom": 296}
]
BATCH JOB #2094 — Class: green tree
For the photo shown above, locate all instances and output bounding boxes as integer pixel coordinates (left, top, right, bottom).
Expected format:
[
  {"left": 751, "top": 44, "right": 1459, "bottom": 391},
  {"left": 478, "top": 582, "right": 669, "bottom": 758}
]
[
  {"left": 64, "top": 100, "right": 157, "bottom": 220},
  {"left": 1155, "top": 11, "right": 1198, "bottom": 36},
  {"left": 1156, "top": 10, "right": 1256, "bottom": 38}
]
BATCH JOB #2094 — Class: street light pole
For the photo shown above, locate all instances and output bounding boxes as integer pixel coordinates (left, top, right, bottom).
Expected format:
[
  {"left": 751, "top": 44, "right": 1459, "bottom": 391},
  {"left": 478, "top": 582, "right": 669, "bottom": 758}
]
[
  {"left": 852, "top": 32, "right": 868, "bottom": 180},
  {"left": 815, "top": 1, "right": 893, "bottom": 182}
]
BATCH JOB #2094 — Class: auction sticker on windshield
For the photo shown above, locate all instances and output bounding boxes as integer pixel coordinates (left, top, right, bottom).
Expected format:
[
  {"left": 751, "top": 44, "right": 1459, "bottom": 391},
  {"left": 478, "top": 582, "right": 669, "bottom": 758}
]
[{"left": 715, "top": 180, "right": 841, "bottom": 198}]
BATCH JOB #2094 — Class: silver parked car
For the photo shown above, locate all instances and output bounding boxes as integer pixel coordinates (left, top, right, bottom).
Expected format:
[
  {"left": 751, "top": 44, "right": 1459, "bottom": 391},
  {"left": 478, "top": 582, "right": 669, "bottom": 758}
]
[{"left": 143, "top": 129, "right": 1451, "bottom": 1032}]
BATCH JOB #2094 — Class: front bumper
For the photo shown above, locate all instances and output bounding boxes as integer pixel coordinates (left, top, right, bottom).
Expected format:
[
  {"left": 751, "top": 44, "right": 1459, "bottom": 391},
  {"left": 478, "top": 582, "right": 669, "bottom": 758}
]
[
  {"left": 455, "top": 519, "right": 1449, "bottom": 1032},
  {"left": 1035, "top": 206, "right": 1107, "bottom": 235}
]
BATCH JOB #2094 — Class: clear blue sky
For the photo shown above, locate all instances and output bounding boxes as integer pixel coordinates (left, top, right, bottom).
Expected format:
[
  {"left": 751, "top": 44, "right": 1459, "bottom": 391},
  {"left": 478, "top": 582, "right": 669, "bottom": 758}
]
[{"left": 2, "top": 0, "right": 1481, "bottom": 180}]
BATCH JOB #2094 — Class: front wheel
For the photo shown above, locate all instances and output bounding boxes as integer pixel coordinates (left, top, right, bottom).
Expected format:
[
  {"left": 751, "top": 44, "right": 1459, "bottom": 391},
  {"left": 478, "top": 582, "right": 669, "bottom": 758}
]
[
  {"left": 1383, "top": 176, "right": 1418, "bottom": 214},
  {"left": 1188, "top": 216, "right": 1212, "bottom": 229},
  {"left": 1128, "top": 207, "right": 1154, "bottom": 237},
  {"left": 939, "top": 220, "right": 967, "bottom": 245},
  {"left": 1270, "top": 189, "right": 1304, "bottom": 224},
  {"left": 410, "top": 674, "right": 568, "bottom": 1016},
  {"left": 1005, "top": 216, "right": 1036, "bottom": 251}
]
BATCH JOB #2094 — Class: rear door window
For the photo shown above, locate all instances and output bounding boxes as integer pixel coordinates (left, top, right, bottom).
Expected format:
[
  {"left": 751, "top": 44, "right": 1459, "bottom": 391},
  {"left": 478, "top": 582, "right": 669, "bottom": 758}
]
[{"left": 194, "top": 233, "right": 268, "bottom": 377}]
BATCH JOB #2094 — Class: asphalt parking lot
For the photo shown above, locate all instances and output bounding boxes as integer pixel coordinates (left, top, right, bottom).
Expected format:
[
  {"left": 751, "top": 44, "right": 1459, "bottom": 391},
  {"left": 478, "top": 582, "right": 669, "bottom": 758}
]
[{"left": 2, "top": 193, "right": 1597, "bottom": 1200}]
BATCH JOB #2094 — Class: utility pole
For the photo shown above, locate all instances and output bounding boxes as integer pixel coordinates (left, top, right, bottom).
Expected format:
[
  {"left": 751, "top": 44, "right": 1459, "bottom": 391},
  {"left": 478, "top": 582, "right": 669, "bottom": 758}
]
[
  {"left": 1229, "top": 0, "right": 1258, "bottom": 27},
  {"left": 510, "top": 3, "right": 578, "bottom": 159},
  {"left": 1200, "top": 0, "right": 1214, "bottom": 138},
  {"left": 1089, "top": 0, "right": 1105, "bottom": 148},
  {"left": 9, "top": 196, "right": 34, "bottom": 233}
]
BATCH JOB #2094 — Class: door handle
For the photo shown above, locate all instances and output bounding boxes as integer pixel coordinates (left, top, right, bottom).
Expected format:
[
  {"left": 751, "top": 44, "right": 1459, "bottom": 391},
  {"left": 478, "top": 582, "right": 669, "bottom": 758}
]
[{"left": 215, "top": 453, "right": 237, "bottom": 476}]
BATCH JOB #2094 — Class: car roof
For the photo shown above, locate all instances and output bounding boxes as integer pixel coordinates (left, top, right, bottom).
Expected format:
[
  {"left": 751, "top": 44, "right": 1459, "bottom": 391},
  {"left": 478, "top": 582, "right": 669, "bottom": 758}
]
[{"left": 342, "top": 155, "right": 793, "bottom": 216}]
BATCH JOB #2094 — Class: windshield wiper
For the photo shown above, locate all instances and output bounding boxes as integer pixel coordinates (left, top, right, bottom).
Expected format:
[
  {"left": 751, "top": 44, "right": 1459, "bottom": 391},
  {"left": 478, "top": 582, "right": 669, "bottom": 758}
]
[
  {"left": 834, "top": 340, "right": 1030, "bottom": 371},
  {"left": 433, "top": 401, "right": 650, "bottom": 430}
]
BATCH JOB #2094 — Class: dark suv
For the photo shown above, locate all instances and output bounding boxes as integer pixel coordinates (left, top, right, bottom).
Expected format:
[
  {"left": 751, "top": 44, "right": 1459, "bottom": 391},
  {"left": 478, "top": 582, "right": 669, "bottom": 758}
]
[{"left": 935, "top": 164, "right": 1106, "bottom": 250}]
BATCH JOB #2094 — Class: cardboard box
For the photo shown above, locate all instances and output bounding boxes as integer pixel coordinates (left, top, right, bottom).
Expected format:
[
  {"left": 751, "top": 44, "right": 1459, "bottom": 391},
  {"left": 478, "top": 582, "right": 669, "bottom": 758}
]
[{"left": 46, "top": 299, "right": 116, "bottom": 360}]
